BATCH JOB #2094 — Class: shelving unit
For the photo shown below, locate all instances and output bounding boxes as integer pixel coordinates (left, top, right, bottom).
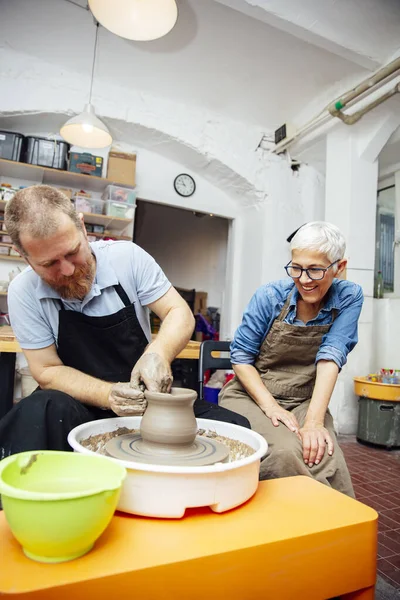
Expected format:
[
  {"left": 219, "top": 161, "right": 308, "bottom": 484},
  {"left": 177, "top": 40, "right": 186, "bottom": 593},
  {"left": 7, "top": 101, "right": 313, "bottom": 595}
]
[
  {"left": 0, "top": 159, "right": 118, "bottom": 194},
  {"left": 0, "top": 254, "right": 24, "bottom": 263},
  {"left": 80, "top": 211, "right": 132, "bottom": 231},
  {"left": 0, "top": 158, "right": 137, "bottom": 302}
]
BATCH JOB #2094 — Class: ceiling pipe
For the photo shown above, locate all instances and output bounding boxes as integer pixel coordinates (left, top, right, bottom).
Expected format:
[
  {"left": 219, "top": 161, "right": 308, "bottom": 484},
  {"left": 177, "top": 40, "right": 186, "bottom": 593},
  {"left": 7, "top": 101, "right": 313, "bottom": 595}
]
[
  {"left": 328, "top": 56, "right": 400, "bottom": 115},
  {"left": 329, "top": 83, "right": 400, "bottom": 125},
  {"left": 269, "top": 56, "right": 400, "bottom": 153}
]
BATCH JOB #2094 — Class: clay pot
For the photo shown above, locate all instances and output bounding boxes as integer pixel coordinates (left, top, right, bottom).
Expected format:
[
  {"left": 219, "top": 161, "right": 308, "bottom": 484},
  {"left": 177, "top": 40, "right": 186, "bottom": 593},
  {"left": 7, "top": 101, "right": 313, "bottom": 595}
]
[{"left": 140, "top": 388, "right": 198, "bottom": 447}]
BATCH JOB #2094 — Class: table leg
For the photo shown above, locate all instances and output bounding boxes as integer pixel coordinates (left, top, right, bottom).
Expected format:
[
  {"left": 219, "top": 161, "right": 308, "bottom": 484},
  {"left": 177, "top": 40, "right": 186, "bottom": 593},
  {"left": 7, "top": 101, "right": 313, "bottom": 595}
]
[
  {"left": 0, "top": 352, "right": 16, "bottom": 419},
  {"left": 341, "top": 585, "right": 375, "bottom": 599}
]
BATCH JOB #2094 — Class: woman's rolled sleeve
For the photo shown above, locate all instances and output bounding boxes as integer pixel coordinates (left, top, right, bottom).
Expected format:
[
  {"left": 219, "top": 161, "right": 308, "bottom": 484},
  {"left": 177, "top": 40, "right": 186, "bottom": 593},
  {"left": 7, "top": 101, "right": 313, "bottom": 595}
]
[
  {"left": 316, "top": 283, "right": 363, "bottom": 369},
  {"left": 230, "top": 284, "right": 282, "bottom": 365}
]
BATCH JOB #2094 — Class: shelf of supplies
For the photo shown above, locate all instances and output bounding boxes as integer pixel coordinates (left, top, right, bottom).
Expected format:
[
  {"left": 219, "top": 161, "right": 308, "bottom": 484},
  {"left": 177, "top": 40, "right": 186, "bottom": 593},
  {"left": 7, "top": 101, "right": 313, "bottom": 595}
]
[
  {"left": 0, "top": 254, "right": 24, "bottom": 262},
  {"left": 89, "top": 232, "right": 131, "bottom": 241},
  {"left": 1, "top": 202, "right": 131, "bottom": 232},
  {"left": 81, "top": 212, "right": 132, "bottom": 230},
  {"left": 0, "top": 291, "right": 8, "bottom": 296},
  {"left": 0, "top": 158, "right": 129, "bottom": 194}
]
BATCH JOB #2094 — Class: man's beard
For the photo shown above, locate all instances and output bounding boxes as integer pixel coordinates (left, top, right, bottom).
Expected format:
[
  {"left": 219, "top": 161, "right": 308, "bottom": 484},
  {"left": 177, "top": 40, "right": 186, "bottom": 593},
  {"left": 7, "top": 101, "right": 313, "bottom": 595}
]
[{"left": 48, "top": 259, "right": 95, "bottom": 300}]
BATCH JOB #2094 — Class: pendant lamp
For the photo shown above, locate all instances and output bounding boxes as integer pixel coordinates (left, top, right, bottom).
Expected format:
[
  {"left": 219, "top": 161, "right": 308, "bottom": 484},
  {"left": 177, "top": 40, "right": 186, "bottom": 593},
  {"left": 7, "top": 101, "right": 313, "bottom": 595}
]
[
  {"left": 60, "top": 23, "right": 112, "bottom": 149},
  {"left": 88, "top": 0, "right": 178, "bottom": 42}
]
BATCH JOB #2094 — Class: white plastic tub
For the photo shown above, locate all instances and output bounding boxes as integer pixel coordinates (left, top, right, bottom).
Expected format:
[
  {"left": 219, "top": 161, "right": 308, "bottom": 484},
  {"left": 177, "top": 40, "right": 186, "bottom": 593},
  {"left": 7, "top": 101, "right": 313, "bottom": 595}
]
[{"left": 68, "top": 417, "right": 268, "bottom": 519}]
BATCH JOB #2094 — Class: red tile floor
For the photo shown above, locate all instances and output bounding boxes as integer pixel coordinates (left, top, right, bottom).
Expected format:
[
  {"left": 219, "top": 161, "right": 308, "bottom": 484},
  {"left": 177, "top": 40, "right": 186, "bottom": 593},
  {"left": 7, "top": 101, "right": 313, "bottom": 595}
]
[{"left": 339, "top": 435, "right": 400, "bottom": 590}]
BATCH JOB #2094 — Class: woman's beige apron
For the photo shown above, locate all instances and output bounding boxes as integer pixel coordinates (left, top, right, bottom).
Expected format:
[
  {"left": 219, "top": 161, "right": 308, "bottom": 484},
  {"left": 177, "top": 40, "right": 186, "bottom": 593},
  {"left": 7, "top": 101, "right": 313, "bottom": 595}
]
[{"left": 219, "top": 294, "right": 354, "bottom": 497}]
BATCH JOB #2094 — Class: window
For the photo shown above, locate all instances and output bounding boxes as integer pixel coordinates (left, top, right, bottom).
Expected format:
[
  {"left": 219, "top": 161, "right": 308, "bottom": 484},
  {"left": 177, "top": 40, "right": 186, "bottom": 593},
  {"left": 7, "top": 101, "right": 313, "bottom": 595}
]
[{"left": 376, "top": 187, "right": 395, "bottom": 292}]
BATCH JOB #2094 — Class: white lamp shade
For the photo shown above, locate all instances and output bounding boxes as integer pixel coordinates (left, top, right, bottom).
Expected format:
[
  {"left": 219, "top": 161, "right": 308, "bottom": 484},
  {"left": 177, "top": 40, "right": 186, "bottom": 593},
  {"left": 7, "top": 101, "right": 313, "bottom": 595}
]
[
  {"left": 88, "top": 0, "right": 178, "bottom": 41},
  {"left": 60, "top": 104, "right": 112, "bottom": 149}
]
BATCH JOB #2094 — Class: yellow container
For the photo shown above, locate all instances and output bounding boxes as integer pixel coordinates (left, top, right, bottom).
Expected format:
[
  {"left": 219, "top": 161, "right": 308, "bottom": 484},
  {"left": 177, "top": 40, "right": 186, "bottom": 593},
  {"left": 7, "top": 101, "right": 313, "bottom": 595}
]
[{"left": 353, "top": 377, "right": 400, "bottom": 402}]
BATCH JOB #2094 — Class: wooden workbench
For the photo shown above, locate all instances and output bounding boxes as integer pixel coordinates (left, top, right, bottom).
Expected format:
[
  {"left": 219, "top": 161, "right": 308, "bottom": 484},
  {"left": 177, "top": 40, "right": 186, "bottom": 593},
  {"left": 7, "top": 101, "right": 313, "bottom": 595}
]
[
  {"left": 0, "top": 326, "right": 200, "bottom": 419},
  {"left": 0, "top": 326, "right": 200, "bottom": 359}
]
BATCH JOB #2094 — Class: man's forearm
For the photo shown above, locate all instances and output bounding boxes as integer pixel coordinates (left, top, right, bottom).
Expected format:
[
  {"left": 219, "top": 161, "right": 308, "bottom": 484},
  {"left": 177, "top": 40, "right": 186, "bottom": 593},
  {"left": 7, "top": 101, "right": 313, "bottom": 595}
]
[
  {"left": 305, "top": 360, "right": 339, "bottom": 425},
  {"left": 39, "top": 365, "right": 113, "bottom": 408},
  {"left": 147, "top": 305, "right": 195, "bottom": 363}
]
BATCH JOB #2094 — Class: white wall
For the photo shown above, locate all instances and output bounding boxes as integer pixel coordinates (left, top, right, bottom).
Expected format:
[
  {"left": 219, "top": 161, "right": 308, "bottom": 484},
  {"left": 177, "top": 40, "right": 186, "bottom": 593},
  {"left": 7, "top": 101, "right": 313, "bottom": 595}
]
[
  {"left": 135, "top": 201, "right": 229, "bottom": 309},
  {"left": 373, "top": 299, "right": 400, "bottom": 368}
]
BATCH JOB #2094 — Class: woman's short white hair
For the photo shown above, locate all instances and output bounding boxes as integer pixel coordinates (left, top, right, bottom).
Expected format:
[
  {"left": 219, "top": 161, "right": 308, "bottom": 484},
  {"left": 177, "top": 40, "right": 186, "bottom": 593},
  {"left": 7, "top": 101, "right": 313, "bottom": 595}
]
[{"left": 290, "top": 221, "right": 346, "bottom": 263}]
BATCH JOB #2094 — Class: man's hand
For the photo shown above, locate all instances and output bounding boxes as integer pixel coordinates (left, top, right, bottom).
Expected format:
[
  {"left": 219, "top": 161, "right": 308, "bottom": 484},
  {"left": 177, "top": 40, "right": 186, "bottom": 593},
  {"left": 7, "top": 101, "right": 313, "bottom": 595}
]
[
  {"left": 130, "top": 353, "right": 173, "bottom": 393},
  {"left": 263, "top": 405, "right": 299, "bottom": 433},
  {"left": 108, "top": 382, "right": 147, "bottom": 416},
  {"left": 297, "top": 423, "right": 334, "bottom": 467}
]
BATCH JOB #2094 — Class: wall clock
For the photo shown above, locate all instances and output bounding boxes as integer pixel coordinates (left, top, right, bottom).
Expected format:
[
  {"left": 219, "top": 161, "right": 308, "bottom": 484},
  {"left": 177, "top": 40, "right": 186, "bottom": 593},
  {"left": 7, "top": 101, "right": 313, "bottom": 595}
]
[{"left": 174, "top": 173, "right": 196, "bottom": 197}]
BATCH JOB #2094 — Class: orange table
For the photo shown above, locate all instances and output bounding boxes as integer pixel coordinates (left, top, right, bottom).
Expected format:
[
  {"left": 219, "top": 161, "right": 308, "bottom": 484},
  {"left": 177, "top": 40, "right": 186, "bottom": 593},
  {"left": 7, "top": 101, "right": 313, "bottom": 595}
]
[{"left": 0, "top": 477, "right": 377, "bottom": 600}]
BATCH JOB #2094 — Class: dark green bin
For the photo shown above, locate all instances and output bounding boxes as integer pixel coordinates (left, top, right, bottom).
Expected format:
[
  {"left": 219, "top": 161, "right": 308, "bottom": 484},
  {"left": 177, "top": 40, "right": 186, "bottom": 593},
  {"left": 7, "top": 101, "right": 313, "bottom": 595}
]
[{"left": 357, "top": 397, "right": 400, "bottom": 448}]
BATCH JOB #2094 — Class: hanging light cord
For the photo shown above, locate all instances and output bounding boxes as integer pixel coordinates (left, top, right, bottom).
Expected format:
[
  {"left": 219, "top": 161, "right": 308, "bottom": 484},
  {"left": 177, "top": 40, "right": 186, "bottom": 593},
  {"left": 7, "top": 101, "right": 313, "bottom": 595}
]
[
  {"left": 88, "top": 22, "right": 99, "bottom": 104},
  {"left": 64, "top": 0, "right": 89, "bottom": 10}
]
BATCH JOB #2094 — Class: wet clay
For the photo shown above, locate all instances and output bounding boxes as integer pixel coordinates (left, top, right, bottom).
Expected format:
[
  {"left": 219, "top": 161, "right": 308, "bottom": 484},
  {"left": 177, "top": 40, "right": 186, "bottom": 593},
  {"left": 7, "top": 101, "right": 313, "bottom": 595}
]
[
  {"left": 104, "top": 388, "right": 230, "bottom": 466},
  {"left": 140, "top": 388, "right": 198, "bottom": 446},
  {"left": 82, "top": 427, "right": 255, "bottom": 463}
]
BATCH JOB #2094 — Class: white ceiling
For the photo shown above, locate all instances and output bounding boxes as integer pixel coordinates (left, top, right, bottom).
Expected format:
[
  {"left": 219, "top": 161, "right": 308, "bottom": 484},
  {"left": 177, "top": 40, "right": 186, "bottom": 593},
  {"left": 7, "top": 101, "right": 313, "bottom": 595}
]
[
  {"left": 2, "top": 0, "right": 400, "bottom": 175},
  {"left": 2, "top": 0, "right": 372, "bottom": 131},
  {"left": 214, "top": 0, "right": 400, "bottom": 69}
]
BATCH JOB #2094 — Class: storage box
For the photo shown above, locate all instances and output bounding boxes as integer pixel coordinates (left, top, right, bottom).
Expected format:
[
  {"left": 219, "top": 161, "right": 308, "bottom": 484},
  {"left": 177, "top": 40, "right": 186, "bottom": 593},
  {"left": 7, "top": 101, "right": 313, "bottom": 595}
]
[
  {"left": 0, "top": 131, "right": 24, "bottom": 161},
  {"left": 0, "top": 246, "right": 9, "bottom": 255},
  {"left": 0, "top": 186, "right": 17, "bottom": 202},
  {"left": 57, "top": 187, "right": 73, "bottom": 200},
  {"left": 93, "top": 225, "right": 105, "bottom": 234},
  {"left": 102, "top": 184, "right": 136, "bottom": 205},
  {"left": 194, "top": 292, "right": 208, "bottom": 316},
  {"left": 107, "top": 150, "right": 136, "bottom": 186},
  {"left": 22, "top": 137, "right": 70, "bottom": 170},
  {"left": 74, "top": 196, "right": 104, "bottom": 215},
  {"left": 69, "top": 152, "right": 103, "bottom": 177},
  {"left": 104, "top": 201, "right": 135, "bottom": 219},
  {"left": 1, "top": 235, "right": 12, "bottom": 244}
]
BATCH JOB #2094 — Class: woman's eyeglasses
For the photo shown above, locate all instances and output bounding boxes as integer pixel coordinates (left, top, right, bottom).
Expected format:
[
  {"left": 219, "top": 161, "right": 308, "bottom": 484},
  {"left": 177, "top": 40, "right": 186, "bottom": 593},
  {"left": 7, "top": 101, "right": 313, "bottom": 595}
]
[{"left": 284, "top": 260, "right": 339, "bottom": 281}]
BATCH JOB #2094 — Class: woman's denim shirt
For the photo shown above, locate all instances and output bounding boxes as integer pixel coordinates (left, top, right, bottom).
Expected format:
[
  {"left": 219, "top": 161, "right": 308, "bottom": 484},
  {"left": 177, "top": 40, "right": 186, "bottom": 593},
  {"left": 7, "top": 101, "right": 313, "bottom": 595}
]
[{"left": 230, "top": 279, "right": 364, "bottom": 369}]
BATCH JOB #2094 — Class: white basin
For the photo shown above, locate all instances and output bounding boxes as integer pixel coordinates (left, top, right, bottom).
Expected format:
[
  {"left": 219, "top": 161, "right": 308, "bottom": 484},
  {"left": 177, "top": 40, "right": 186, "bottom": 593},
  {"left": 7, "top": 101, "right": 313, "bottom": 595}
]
[{"left": 68, "top": 417, "right": 268, "bottom": 519}]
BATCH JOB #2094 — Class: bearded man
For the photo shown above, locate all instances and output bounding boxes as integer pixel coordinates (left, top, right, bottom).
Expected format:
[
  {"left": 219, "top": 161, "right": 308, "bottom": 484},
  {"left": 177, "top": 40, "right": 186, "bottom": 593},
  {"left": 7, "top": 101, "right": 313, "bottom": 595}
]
[{"left": 0, "top": 185, "right": 249, "bottom": 457}]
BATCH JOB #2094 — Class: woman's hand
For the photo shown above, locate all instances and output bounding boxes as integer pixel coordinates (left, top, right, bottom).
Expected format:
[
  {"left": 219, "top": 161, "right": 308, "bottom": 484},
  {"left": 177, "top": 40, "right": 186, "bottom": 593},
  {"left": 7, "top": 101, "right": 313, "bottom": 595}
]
[
  {"left": 298, "top": 423, "right": 334, "bottom": 467},
  {"left": 263, "top": 405, "right": 299, "bottom": 433}
]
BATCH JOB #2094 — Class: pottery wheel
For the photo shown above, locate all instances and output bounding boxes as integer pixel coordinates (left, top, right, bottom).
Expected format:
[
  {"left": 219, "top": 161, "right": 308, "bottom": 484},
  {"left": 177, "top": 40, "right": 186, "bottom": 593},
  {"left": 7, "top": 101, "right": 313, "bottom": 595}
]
[{"left": 105, "top": 434, "right": 230, "bottom": 466}]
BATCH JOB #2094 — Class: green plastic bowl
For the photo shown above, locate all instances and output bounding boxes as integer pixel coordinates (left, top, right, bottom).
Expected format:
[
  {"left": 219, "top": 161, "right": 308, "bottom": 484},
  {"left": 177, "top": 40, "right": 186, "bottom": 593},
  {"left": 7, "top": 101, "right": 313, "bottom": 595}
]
[{"left": 0, "top": 451, "right": 126, "bottom": 563}]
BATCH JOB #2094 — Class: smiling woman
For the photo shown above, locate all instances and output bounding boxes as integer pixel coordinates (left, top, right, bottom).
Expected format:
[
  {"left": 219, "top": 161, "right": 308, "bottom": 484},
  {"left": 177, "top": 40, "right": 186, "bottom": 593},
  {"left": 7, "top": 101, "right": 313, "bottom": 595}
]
[{"left": 219, "top": 221, "right": 364, "bottom": 498}]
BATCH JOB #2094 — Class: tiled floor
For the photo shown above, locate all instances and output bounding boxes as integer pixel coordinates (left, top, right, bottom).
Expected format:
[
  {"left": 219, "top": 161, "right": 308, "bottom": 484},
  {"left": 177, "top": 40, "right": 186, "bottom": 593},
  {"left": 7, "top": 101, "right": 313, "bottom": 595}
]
[{"left": 339, "top": 435, "right": 400, "bottom": 590}]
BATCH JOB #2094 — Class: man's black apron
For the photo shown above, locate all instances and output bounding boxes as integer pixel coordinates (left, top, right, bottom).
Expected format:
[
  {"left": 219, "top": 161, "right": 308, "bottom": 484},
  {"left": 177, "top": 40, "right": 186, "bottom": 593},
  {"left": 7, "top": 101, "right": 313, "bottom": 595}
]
[
  {"left": 0, "top": 284, "right": 147, "bottom": 455},
  {"left": 0, "top": 283, "right": 250, "bottom": 456}
]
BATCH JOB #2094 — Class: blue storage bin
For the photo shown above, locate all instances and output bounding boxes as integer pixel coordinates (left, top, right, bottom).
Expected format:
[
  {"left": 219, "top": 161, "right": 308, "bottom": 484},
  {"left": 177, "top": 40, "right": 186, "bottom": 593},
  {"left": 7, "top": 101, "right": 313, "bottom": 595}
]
[{"left": 203, "top": 386, "right": 220, "bottom": 404}]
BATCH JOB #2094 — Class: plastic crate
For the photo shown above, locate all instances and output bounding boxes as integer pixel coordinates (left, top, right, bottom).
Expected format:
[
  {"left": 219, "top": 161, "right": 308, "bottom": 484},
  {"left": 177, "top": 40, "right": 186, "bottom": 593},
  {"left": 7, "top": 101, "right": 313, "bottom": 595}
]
[
  {"left": 101, "top": 185, "right": 136, "bottom": 205},
  {"left": 0, "top": 131, "right": 24, "bottom": 161},
  {"left": 22, "top": 136, "right": 70, "bottom": 170},
  {"left": 357, "top": 397, "right": 400, "bottom": 448},
  {"left": 104, "top": 201, "right": 135, "bottom": 219},
  {"left": 74, "top": 196, "right": 104, "bottom": 215}
]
